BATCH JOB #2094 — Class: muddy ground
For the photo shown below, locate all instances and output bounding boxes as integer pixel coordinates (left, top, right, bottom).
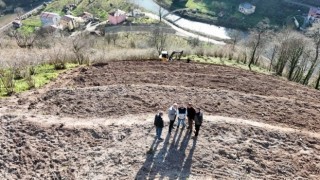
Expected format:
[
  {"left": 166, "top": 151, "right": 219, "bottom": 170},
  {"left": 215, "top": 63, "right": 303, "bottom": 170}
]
[{"left": 1, "top": 60, "right": 320, "bottom": 179}]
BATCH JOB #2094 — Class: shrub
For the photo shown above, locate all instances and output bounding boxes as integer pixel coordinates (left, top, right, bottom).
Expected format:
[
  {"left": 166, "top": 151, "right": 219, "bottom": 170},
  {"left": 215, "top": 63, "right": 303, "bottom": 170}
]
[
  {"left": 0, "top": 69, "right": 15, "bottom": 96},
  {"left": 13, "top": 67, "right": 24, "bottom": 80},
  {"left": 25, "top": 74, "right": 35, "bottom": 90},
  {"left": 53, "top": 61, "right": 67, "bottom": 70},
  {"left": 187, "top": 37, "right": 200, "bottom": 47}
]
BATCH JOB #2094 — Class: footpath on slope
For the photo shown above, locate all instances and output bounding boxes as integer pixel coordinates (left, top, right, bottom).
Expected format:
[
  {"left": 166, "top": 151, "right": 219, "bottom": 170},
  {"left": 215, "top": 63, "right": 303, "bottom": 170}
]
[
  {"left": 1, "top": 111, "right": 319, "bottom": 139},
  {"left": 1, "top": 112, "right": 319, "bottom": 179}
]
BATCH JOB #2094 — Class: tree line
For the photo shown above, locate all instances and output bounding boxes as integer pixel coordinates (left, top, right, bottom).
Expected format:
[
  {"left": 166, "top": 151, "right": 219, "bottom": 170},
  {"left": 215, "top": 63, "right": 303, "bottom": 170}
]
[{"left": 230, "top": 20, "right": 320, "bottom": 90}]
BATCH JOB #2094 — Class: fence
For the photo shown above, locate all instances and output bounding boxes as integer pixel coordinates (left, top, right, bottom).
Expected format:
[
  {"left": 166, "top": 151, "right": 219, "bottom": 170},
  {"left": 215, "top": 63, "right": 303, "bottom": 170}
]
[{"left": 105, "top": 25, "right": 176, "bottom": 34}]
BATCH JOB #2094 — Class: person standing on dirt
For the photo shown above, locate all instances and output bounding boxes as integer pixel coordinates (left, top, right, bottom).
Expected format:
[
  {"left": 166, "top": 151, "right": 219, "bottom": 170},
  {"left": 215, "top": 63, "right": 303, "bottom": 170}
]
[
  {"left": 187, "top": 103, "right": 196, "bottom": 133},
  {"left": 168, "top": 103, "right": 178, "bottom": 133},
  {"left": 177, "top": 104, "right": 187, "bottom": 129},
  {"left": 154, "top": 111, "right": 164, "bottom": 141},
  {"left": 194, "top": 108, "right": 203, "bottom": 137}
]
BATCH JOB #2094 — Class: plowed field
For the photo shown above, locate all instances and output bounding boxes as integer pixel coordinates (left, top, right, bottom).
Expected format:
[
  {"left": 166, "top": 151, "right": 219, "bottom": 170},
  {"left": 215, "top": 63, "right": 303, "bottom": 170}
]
[{"left": 1, "top": 60, "right": 319, "bottom": 179}]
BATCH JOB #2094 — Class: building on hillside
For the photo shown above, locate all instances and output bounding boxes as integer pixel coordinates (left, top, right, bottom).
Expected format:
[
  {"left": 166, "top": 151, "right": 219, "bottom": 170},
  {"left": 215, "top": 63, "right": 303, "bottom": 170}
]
[
  {"left": 40, "top": 12, "right": 61, "bottom": 27},
  {"left": 81, "top": 12, "right": 94, "bottom": 23},
  {"left": 60, "top": 15, "right": 80, "bottom": 31},
  {"left": 308, "top": 7, "right": 320, "bottom": 24},
  {"left": 238, "top": 2, "right": 256, "bottom": 15},
  {"left": 128, "top": 9, "right": 144, "bottom": 17},
  {"left": 12, "top": 20, "right": 22, "bottom": 28},
  {"left": 108, "top": 9, "right": 127, "bottom": 25}
]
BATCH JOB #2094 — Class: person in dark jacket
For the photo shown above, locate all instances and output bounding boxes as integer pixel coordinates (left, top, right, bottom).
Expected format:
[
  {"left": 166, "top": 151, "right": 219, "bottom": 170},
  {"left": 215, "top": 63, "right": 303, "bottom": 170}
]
[
  {"left": 177, "top": 104, "right": 187, "bottom": 129},
  {"left": 194, "top": 108, "right": 203, "bottom": 137},
  {"left": 154, "top": 111, "right": 164, "bottom": 140},
  {"left": 187, "top": 103, "right": 196, "bottom": 133}
]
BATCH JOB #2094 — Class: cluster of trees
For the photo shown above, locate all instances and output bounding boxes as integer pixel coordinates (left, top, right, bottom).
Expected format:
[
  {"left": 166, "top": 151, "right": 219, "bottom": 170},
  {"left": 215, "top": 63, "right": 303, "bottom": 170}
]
[
  {"left": 0, "top": 0, "right": 5, "bottom": 8},
  {"left": 232, "top": 20, "right": 320, "bottom": 89},
  {"left": 0, "top": 0, "right": 46, "bottom": 10}
]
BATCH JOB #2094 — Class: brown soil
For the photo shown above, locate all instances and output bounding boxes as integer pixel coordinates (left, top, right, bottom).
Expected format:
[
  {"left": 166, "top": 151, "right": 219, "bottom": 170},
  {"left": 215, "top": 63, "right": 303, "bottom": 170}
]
[
  {"left": 1, "top": 60, "right": 320, "bottom": 179},
  {"left": 30, "top": 60, "right": 320, "bottom": 132}
]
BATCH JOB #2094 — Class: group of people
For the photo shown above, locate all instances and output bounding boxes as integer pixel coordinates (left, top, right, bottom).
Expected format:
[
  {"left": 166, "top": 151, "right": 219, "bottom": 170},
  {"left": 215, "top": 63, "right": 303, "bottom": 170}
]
[{"left": 154, "top": 103, "right": 203, "bottom": 141}]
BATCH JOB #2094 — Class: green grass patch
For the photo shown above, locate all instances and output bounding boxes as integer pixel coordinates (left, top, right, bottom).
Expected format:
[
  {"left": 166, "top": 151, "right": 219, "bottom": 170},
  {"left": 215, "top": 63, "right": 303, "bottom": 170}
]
[
  {"left": 188, "top": 55, "right": 271, "bottom": 74},
  {"left": 0, "top": 63, "right": 78, "bottom": 96},
  {"left": 19, "top": 15, "right": 42, "bottom": 34},
  {"left": 44, "top": 0, "right": 132, "bottom": 19},
  {"left": 161, "top": 0, "right": 308, "bottom": 30}
]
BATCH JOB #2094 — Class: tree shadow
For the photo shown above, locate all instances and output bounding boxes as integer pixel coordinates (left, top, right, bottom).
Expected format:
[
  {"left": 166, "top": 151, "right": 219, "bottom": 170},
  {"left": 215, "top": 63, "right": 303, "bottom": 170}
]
[{"left": 135, "top": 128, "right": 197, "bottom": 180}]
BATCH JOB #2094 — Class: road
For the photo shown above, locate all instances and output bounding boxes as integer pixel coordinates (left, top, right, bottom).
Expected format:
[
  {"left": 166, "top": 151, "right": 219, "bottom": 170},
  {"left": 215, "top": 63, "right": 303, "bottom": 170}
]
[
  {"left": 0, "top": 2, "right": 49, "bottom": 33},
  {"left": 284, "top": 0, "right": 314, "bottom": 8},
  {"left": 0, "top": 0, "right": 225, "bottom": 45},
  {"left": 144, "top": 12, "right": 225, "bottom": 45}
]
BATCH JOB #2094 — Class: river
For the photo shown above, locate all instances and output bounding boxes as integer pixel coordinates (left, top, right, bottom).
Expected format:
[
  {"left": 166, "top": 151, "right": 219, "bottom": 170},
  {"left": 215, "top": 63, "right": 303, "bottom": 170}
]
[{"left": 130, "top": 0, "right": 231, "bottom": 40}]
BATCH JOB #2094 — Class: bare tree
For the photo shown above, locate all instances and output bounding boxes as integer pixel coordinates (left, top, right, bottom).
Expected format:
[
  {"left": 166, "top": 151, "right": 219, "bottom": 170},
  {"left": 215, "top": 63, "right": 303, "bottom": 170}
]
[
  {"left": 247, "top": 20, "right": 270, "bottom": 70},
  {"left": 304, "top": 25, "right": 320, "bottom": 85},
  {"left": 149, "top": 28, "right": 167, "bottom": 54},
  {"left": 14, "top": 7, "right": 24, "bottom": 19},
  {"left": 272, "top": 29, "right": 307, "bottom": 81},
  {"left": 159, "top": 7, "right": 164, "bottom": 23},
  {"left": 12, "top": 30, "right": 39, "bottom": 49},
  {"left": 286, "top": 36, "right": 306, "bottom": 81},
  {"left": 71, "top": 34, "right": 95, "bottom": 64},
  {"left": 229, "top": 30, "right": 242, "bottom": 51},
  {"left": 274, "top": 29, "right": 292, "bottom": 76}
]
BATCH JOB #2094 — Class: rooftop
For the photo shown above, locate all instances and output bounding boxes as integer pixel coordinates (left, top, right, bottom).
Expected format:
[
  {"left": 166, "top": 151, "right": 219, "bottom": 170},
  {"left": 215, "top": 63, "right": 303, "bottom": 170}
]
[{"left": 240, "top": 2, "right": 254, "bottom": 9}]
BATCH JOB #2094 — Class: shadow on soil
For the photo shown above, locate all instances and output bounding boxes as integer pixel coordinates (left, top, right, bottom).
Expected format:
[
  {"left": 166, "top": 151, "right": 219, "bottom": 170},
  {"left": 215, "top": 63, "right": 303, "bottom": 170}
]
[{"left": 135, "top": 127, "right": 197, "bottom": 179}]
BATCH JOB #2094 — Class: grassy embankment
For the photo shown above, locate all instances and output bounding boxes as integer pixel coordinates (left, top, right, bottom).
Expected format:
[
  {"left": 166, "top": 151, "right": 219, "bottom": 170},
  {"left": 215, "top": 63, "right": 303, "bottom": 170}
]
[
  {"left": 157, "top": 0, "right": 308, "bottom": 30},
  {"left": 0, "top": 63, "right": 78, "bottom": 96}
]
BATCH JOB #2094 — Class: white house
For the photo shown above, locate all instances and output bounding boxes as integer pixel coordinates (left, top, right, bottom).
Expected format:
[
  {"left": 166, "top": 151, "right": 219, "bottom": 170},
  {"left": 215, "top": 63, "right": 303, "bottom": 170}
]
[
  {"left": 40, "top": 12, "right": 61, "bottom": 27},
  {"left": 238, "top": 2, "right": 256, "bottom": 15}
]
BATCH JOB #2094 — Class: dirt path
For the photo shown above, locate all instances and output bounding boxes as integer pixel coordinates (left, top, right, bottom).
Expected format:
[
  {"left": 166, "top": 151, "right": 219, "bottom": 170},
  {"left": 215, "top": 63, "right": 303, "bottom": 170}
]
[
  {"left": 1, "top": 113, "right": 319, "bottom": 179},
  {"left": 4, "top": 111, "right": 317, "bottom": 139}
]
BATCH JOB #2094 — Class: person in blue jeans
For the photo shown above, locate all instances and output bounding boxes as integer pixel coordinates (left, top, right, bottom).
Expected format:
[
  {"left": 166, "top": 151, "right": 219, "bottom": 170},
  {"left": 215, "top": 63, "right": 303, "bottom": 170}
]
[
  {"left": 177, "top": 104, "right": 187, "bottom": 129},
  {"left": 154, "top": 111, "right": 164, "bottom": 141}
]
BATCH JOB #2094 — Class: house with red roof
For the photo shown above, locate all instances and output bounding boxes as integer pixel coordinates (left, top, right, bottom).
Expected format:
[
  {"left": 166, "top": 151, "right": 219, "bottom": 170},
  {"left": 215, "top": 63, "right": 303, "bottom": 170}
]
[{"left": 108, "top": 9, "right": 126, "bottom": 25}]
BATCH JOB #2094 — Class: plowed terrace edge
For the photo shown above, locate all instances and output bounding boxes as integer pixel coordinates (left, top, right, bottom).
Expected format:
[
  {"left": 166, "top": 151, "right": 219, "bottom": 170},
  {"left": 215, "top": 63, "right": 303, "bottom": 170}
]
[{"left": 25, "top": 60, "right": 320, "bottom": 132}]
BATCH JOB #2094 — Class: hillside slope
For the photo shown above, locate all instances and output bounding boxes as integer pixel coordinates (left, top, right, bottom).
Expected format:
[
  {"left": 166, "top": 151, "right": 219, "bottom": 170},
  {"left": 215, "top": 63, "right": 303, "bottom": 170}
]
[{"left": 0, "top": 60, "right": 319, "bottom": 179}]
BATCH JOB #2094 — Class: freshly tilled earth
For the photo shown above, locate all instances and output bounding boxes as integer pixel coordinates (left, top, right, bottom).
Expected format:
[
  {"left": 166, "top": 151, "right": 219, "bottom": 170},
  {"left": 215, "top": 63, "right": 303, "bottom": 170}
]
[
  {"left": 1, "top": 115, "right": 319, "bottom": 179},
  {"left": 30, "top": 60, "right": 320, "bottom": 132},
  {"left": 1, "top": 60, "right": 320, "bottom": 179}
]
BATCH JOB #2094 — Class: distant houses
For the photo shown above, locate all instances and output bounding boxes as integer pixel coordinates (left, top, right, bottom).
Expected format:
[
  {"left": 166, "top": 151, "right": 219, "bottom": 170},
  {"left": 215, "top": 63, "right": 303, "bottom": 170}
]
[
  {"left": 12, "top": 20, "right": 22, "bottom": 28},
  {"left": 308, "top": 7, "right": 320, "bottom": 24},
  {"left": 60, "top": 15, "right": 80, "bottom": 31},
  {"left": 81, "top": 12, "right": 94, "bottom": 23},
  {"left": 40, "top": 12, "right": 61, "bottom": 27},
  {"left": 108, "top": 9, "right": 127, "bottom": 25},
  {"left": 238, "top": 2, "right": 256, "bottom": 15}
]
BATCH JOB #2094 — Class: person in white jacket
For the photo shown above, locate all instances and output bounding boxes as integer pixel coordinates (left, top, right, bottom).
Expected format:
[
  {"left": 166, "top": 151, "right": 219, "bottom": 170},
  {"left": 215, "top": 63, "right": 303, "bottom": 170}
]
[{"left": 168, "top": 103, "right": 177, "bottom": 133}]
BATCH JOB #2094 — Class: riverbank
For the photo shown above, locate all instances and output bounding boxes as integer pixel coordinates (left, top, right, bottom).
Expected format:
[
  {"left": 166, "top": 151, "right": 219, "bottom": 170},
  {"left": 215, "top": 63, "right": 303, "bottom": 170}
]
[
  {"left": 130, "top": 0, "right": 231, "bottom": 41},
  {"left": 155, "top": 0, "right": 309, "bottom": 30}
]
